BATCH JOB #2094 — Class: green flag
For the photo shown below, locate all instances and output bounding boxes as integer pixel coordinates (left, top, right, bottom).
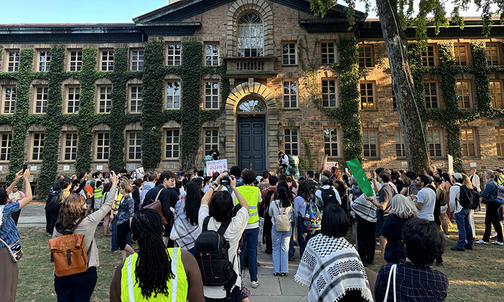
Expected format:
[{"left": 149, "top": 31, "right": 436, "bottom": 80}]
[{"left": 345, "top": 158, "right": 374, "bottom": 197}]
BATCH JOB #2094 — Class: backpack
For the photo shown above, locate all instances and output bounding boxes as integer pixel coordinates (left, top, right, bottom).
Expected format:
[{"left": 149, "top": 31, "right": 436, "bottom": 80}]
[
  {"left": 194, "top": 217, "right": 237, "bottom": 291},
  {"left": 458, "top": 185, "right": 480, "bottom": 210},
  {"left": 48, "top": 219, "right": 89, "bottom": 277},
  {"left": 273, "top": 200, "right": 291, "bottom": 232},
  {"left": 321, "top": 188, "right": 339, "bottom": 207},
  {"left": 303, "top": 199, "right": 321, "bottom": 231},
  {"left": 493, "top": 181, "right": 504, "bottom": 205},
  {"left": 45, "top": 191, "right": 62, "bottom": 213}
]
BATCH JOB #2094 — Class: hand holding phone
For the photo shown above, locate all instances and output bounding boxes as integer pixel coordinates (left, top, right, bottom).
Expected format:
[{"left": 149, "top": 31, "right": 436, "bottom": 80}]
[{"left": 22, "top": 163, "right": 28, "bottom": 174}]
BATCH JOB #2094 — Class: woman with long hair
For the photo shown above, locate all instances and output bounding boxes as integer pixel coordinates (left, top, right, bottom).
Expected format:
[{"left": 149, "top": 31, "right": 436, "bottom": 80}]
[
  {"left": 113, "top": 182, "right": 135, "bottom": 261},
  {"left": 52, "top": 172, "right": 118, "bottom": 301},
  {"left": 379, "top": 194, "right": 418, "bottom": 263},
  {"left": 170, "top": 181, "right": 202, "bottom": 255},
  {"left": 0, "top": 169, "right": 32, "bottom": 302},
  {"left": 293, "top": 181, "right": 315, "bottom": 257},
  {"left": 268, "top": 186, "right": 293, "bottom": 276},
  {"left": 110, "top": 208, "right": 204, "bottom": 301}
]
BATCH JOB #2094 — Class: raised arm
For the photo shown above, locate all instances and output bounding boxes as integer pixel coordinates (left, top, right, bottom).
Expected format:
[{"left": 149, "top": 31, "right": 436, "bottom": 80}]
[
  {"left": 231, "top": 175, "right": 249, "bottom": 212},
  {"left": 87, "top": 172, "right": 119, "bottom": 222},
  {"left": 18, "top": 169, "right": 33, "bottom": 209}
]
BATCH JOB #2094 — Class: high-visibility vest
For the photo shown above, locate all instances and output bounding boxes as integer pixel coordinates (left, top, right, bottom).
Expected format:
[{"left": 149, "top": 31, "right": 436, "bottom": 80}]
[
  {"left": 236, "top": 186, "right": 260, "bottom": 225},
  {"left": 121, "top": 248, "right": 188, "bottom": 302},
  {"left": 94, "top": 181, "right": 103, "bottom": 199},
  {"left": 113, "top": 192, "right": 123, "bottom": 215}
]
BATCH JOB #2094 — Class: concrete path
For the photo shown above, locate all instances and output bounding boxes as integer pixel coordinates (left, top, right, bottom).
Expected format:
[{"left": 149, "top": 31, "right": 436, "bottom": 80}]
[{"left": 18, "top": 203, "right": 310, "bottom": 300}]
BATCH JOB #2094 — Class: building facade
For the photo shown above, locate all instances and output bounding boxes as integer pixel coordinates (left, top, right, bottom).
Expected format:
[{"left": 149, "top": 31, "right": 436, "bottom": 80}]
[{"left": 0, "top": 0, "right": 503, "bottom": 193}]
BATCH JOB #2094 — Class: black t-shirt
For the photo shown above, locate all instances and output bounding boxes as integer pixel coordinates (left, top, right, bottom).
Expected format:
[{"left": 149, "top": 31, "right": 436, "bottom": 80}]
[{"left": 381, "top": 213, "right": 410, "bottom": 263}]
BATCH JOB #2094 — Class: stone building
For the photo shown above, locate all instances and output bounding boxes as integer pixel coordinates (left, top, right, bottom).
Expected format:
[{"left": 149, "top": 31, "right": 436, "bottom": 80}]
[{"left": 0, "top": 0, "right": 503, "bottom": 190}]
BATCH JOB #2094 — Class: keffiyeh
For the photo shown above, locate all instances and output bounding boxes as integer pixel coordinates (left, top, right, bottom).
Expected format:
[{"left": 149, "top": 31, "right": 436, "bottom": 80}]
[
  {"left": 350, "top": 194, "right": 377, "bottom": 223},
  {"left": 295, "top": 234, "right": 373, "bottom": 302}
]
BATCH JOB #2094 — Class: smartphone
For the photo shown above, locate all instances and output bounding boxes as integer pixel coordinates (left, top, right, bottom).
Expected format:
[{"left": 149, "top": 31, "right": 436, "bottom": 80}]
[{"left": 22, "top": 163, "right": 28, "bottom": 174}]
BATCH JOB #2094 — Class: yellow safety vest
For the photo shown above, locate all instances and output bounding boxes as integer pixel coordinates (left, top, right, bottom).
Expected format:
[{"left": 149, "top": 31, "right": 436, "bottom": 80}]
[
  {"left": 94, "top": 181, "right": 103, "bottom": 199},
  {"left": 236, "top": 186, "right": 260, "bottom": 224},
  {"left": 113, "top": 192, "right": 123, "bottom": 215},
  {"left": 121, "top": 248, "right": 188, "bottom": 302}
]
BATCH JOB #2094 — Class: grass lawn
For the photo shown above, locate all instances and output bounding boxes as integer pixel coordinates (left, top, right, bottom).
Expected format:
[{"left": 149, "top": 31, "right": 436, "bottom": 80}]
[{"left": 15, "top": 210, "right": 504, "bottom": 302}]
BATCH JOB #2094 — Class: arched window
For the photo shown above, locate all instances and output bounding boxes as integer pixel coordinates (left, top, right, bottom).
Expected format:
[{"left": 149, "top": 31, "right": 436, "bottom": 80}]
[
  {"left": 238, "top": 97, "right": 266, "bottom": 113},
  {"left": 237, "top": 13, "right": 264, "bottom": 57}
]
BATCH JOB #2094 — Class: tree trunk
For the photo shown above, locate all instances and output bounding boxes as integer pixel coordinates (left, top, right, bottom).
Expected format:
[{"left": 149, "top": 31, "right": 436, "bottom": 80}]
[{"left": 375, "top": 0, "right": 431, "bottom": 173}]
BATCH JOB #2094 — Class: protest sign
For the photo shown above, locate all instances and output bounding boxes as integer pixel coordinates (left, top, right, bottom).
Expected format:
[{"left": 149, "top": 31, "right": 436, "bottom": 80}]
[
  {"left": 345, "top": 158, "right": 374, "bottom": 197},
  {"left": 206, "top": 159, "right": 228, "bottom": 176}
]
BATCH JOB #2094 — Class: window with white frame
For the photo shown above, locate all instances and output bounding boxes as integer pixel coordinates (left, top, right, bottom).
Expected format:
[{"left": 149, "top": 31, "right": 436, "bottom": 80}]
[
  {"left": 164, "top": 129, "right": 180, "bottom": 159},
  {"left": 362, "top": 129, "right": 378, "bottom": 158},
  {"left": 2, "top": 86, "right": 16, "bottom": 114},
  {"left": 129, "top": 85, "right": 143, "bottom": 113},
  {"left": 284, "top": 128, "right": 299, "bottom": 156},
  {"left": 7, "top": 50, "right": 19, "bottom": 72},
  {"left": 283, "top": 80, "right": 297, "bottom": 108},
  {"left": 100, "top": 50, "right": 114, "bottom": 71},
  {"left": 127, "top": 132, "right": 142, "bottom": 160},
  {"left": 166, "top": 43, "right": 181, "bottom": 66},
  {"left": 427, "top": 128, "right": 443, "bottom": 157},
  {"left": 456, "top": 80, "right": 473, "bottom": 109},
  {"left": 237, "top": 13, "right": 264, "bottom": 57},
  {"left": 282, "top": 43, "right": 296, "bottom": 65},
  {"left": 63, "top": 132, "right": 77, "bottom": 161},
  {"left": 204, "top": 129, "right": 218, "bottom": 155},
  {"left": 66, "top": 86, "right": 80, "bottom": 114},
  {"left": 321, "top": 41, "right": 336, "bottom": 65},
  {"left": 69, "top": 50, "right": 82, "bottom": 71},
  {"left": 324, "top": 128, "right": 339, "bottom": 157},
  {"left": 394, "top": 129, "right": 405, "bottom": 157},
  {"left": 461, "top": 127, "right": 477, "bottom": 157},
  {"left": 322, "top": 79, "right": 337, "bottom": 107},
  {"left": 205, "top": 44, "right": 219, "bottom": 66},
  {"left": 166, "top": 81, "right": 181, "bottom": 109},
  {"left": 31, "top": 132, "right": 44, "bottom": 161},
  {"left": 95, "top": 132, "right": 110, "bottom": 160},
  {"left": 97, "top": 86, "right": 112, "bottom": 113},
  {"left": 34, "top": 86, "right": 48, "bottom": 114},
  {"left": 360, "top": 81, "right": 375, "bottom": 110},
  {"left": 358, "top": 45, "right": 373, "bottom": 68},
  {"left": 130, "top": 49, "right": 144, "bottom": 71},
  {"left": 204, "top": 81, "right": 219, "bottom": 109},
  {"left": 424, "top": 81, "right": 439, "bottom": 109},
  {"left": 0, "top": 132, "right": 12, "bottom": 161},
  {"left": 38, "top": 50, "right": 51, "bottom": 72}
]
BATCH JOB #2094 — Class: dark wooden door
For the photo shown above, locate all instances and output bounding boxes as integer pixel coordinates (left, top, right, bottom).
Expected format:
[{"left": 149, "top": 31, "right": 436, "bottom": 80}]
[{"left": 238, "top": 116, "right": 266, "bottom": 172}]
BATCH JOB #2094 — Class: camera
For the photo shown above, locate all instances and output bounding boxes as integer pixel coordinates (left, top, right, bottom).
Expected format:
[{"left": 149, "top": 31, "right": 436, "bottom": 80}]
[{"left": 221, "top": 175, "right": 230, "bottom": 186}]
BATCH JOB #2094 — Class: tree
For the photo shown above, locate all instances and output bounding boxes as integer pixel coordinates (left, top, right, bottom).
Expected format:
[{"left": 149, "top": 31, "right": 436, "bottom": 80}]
[{"left": 311, "top": 0, "right": 503, "bottom": 173}]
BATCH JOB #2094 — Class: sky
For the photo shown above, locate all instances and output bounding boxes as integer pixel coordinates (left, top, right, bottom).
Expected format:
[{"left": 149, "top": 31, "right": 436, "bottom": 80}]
[{"left": 1, "top": 0, "right": 484, "bottom": 24}]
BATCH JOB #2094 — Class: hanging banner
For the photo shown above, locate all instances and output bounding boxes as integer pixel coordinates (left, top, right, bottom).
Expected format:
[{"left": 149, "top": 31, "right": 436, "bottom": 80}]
[
  {"left": 345, "top": 158, "right": 374, "bottom": 197},
  {"left": 206, "top": 159, "right": 228, "bottom": 176}
]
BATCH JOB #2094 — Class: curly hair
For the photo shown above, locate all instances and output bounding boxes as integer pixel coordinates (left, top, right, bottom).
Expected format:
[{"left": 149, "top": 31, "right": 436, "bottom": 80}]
[
  {"left": 131, "top": 209, "right": 175, "bottom": 299},
  {"left": 55, "top": 193, "right": 87, "bottom": 234}
]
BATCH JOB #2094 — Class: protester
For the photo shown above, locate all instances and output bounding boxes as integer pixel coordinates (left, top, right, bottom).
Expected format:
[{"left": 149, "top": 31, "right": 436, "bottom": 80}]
[
  {"left": 442, "top": 172, "right": 454, "bottom": 221},
  {"left": 114, "top": 182, "right": 135, "bottom": 261},
  {"left": 52, "top": 172, "right": 118, "bottom": 301},
  {"left": 449, "top": 173, "right": 474, "bottom": 251},
  {"left": 379, "top": 194, "right": 418, "bottom": 263},
  {"left": 315, "top": 174, "right": 342, "bottom": 206},
  {"left": 0, "top": 169, "right": 32, "bottom": 302},
  {"left": 261, "top": 175, "right": 277, "bottom": 254},
  {"left": 462, "top": 173, "right": 477, "bottom": 238},
  {"left": 374, "top": 218, "right": 448, "bottom": 302},
  {"left": 269, "top": 186, "right": 293, "bottom": 276},
  {"left": 109, "top": 208, "right": 205, "bottom": 302},
  {"left": 293, "top": 180, "right": 314, "bottom": 257},
  {"left": 434, "top": 176, "right": 450, "bottom": 238},
  {"left": 198, "top": 174, "right": 249, "bottom": 301},
  {"left": 476, "top": 170, "right": 503, "bottom": 246},
  {"left": 102, "top": 183, "right": 113, "bottom": 236},
  {"left": 140, "top": 174, "right": 155, "bottom": 206},
  {"left": 170, "top": 181, "right": 202, "bottom": 254},
  {"left": 411, "top": 175, "right": 436, "bottom": 222},
  {"left": 352, "top": 189, "right": 378, "bottom": 266},
  {"left": 236, "top": 169, "right": 261, "bottom": 288},
  {"left": 45, "top": 177, "right": 72, "bottom": 236},
  {"left": 295, "top": 204, "right": 373, "bottom": 302},
  {"left": 258, "top": 171, "right": 270, "bottom": 191},
  {"left": 400, "top": 171, "right": 418, "bottom": 196},
  {"left": 7, "top": 184, "right": 24, "bottom": 225},
  {"left": 132, "top": 178, "right": 143, "bottom": 213},
  {"left": 470, "top": 168, "right": 481, "bottom": 193}
]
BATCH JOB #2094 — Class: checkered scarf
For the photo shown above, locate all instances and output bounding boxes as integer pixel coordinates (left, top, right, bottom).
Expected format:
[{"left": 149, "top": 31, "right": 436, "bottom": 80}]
[{"left": 295, "top": 234, "right": 373, "bottom": 302}]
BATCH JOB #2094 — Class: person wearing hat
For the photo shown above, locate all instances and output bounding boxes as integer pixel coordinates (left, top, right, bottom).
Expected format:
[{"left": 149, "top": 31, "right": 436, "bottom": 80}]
[{"left": 449, "top": 173, "right": 474, "bottom": 251}]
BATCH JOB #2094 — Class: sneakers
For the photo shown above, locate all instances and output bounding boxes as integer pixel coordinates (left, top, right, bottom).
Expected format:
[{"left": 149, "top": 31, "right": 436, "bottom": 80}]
[
  {"left": 476, "top": 239, "right": 489, "bottom": 245},
  {"left": 251, "top": 281, "right": 260, "bottom": 289},
  {"left": 492, "top": 241, "right": 504, "bottom": 246}
]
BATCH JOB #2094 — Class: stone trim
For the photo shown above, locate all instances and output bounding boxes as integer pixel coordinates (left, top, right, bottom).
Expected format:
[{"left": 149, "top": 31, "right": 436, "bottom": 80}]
[{"left": 226, "top": 0, "right": 274, "bottom": 57}]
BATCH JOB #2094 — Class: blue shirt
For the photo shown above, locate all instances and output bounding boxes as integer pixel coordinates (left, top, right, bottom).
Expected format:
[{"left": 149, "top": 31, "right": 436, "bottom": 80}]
[
  {"left": 0, "top": 202, "right": 20, "bottom": 248},
  {"left": 140, "top": 182, "right": 154, "bottom": 205},
  {"left": 481, "top": 180, "right": 497, "bottom": 202}
]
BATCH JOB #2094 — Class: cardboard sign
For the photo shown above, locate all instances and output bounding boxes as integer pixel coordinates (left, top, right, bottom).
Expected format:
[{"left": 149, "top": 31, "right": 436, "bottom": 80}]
[
  {"left": 325, "top": 161, "right": 339, "bottom": 170},
  {"left": 448, "top": 155, "right": 454, "bottom": 175},
  {"left": 206, "top": 159, "right": 228, "bottom": 176}
]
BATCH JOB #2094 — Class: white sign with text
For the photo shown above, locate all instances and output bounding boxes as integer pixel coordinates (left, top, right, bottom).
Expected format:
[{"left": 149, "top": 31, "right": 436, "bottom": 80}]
[{"left": 206, "top": 159, "right": 228, "bottom": 176}]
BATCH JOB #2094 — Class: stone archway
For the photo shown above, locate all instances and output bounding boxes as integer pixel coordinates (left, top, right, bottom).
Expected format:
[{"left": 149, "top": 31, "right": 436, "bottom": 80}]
[
  {"left": 224, "top": 82, "right": 279, "bottom": 170},
  {"left": 226, "top": 0, "right": 274, "bottom": 57}
]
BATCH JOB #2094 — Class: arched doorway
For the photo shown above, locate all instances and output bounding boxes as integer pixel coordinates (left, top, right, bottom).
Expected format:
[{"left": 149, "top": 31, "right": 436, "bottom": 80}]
[{"left": 237, "top": 96, "right": 266, "bottom": 171}]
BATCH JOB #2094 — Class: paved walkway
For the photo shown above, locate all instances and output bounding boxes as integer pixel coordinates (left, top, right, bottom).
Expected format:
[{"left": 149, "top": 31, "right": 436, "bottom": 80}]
[{"left": 18, "top": 203, "right": 309, "bottom": 300}]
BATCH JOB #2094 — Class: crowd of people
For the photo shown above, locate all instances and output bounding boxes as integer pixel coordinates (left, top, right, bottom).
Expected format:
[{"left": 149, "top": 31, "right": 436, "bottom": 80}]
[{"left": 1, "top": 158, "right": 504, "bottom": 301}]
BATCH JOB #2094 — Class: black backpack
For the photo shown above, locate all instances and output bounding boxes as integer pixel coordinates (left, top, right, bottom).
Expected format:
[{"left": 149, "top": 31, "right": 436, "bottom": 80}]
[
  {"left": 194, "top": 217, "right": 237, "bottom": 291},
  {"left": 458, "top": 185, "right": 480, "bottom": 210},
  {"left": 321, "top": 188, "right": 339, "bottom": 207}
]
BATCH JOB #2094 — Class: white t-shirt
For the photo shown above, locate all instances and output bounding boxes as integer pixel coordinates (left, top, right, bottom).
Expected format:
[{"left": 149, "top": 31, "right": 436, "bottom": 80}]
[
  {"left": 198, "top": 204, "right": 249, "bottom": 299},
  {"left": 417, "top": 187, "right": 436, "bottom": 221}
]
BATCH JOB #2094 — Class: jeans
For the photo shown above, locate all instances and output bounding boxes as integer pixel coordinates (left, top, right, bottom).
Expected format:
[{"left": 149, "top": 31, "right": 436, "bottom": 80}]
[
  {"left": 111, "top": 217, "right": 118, "bottom": 251},
  {"left": 54, "top": 267, "right": 97, "bottom": 302},
  {"left": 240, "top": 227, "right": 259, "bottom": 282},
  {"left": 272, "top": 226, "right": 291, "bottom": 274},
  {"left": 455, "top": 208, "right": 474, "bottom": 249},
  {"left": 297, "top": 216, "right": 307, "bottom": 258},
  {"left": 288, "top": 221, "right": 295, "bottom": 259},
  {"left": 482, "top": 201, "right": 504, "bottom": 242}
]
